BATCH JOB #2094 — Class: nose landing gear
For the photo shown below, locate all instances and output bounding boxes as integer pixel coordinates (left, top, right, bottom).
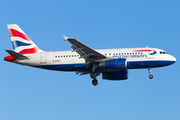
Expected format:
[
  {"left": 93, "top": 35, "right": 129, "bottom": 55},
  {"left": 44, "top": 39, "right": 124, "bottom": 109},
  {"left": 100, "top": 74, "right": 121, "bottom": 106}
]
[
  {"left": 148, "top": 68, "right": 153, "bottom": 79},
  {"left": 149, "top": 74, "right": 153, "bottom": 79}
]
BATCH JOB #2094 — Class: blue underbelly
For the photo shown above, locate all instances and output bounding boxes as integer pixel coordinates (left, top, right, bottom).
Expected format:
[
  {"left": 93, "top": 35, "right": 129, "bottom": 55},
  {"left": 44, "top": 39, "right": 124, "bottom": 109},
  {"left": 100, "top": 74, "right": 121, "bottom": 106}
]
[
  {"left": 33, "top": 60, "right": 175, "bottom": 71},
  {"left": 127, "top": 60, "right": 175, "bottom": 69}
]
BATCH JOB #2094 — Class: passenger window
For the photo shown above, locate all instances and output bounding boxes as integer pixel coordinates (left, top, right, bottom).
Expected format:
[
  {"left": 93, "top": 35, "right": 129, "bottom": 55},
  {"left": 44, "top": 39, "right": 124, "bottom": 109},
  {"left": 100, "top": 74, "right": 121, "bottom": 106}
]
[
  {"left": 160, "top": 51, "right": 162, "bottom": 54},
  {"left": 74, "top": 55, "right": 76, "bottom": 57},
  {"left": 124, "top": 53, "right": 126, "bottom": 55},
  {"left": 109, "top": 54, "right": 111, "bottom": 55},
  {"left": 69, "top": 55, "right": 71, "bottom": 57}
]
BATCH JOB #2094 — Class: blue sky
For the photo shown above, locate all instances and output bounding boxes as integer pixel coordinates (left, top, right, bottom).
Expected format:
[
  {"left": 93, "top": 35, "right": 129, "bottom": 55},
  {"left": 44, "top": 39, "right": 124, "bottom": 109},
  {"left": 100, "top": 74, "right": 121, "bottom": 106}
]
[{"left": 0, "top": 0, "right": 179, "bottom": 120}]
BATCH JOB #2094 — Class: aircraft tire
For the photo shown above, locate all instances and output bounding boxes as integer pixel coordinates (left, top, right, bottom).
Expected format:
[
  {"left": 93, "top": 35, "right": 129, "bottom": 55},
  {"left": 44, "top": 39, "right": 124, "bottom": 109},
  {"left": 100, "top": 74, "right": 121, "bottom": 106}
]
[
  {"left": 149, "top": 75, "right": 153, "bottom": 79},
  {"left": 92, "top": 79, "right": 98, "bottom": 86}
]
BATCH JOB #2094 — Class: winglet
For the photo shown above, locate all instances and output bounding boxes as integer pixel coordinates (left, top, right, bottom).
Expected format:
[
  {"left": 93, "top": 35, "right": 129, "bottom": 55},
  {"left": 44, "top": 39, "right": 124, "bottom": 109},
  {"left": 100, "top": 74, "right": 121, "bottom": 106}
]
[{"left": 63, "top": 35, "right": 69, "bottom": 41}]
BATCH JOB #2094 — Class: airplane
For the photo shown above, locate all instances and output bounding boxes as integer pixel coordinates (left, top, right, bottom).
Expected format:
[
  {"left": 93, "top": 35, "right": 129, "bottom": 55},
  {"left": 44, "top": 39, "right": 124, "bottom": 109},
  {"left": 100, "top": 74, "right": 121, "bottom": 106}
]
[{"left": 4, "top": 24, "right": 176, "bottom": 86}]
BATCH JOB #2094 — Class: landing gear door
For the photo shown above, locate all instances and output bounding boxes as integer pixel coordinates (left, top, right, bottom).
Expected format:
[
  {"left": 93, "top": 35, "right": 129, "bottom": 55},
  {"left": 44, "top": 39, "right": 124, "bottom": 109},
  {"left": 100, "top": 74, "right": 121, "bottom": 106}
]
[{"left": 40, "top": 53, "right": 47, "bottom": 64}]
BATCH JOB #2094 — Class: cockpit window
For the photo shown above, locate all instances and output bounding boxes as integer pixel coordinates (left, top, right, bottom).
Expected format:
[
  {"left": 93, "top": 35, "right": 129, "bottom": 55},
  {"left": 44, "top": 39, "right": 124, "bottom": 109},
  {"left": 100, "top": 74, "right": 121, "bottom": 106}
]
[{"left": 160, "top": 51, "right": 167, "bottom": 54}]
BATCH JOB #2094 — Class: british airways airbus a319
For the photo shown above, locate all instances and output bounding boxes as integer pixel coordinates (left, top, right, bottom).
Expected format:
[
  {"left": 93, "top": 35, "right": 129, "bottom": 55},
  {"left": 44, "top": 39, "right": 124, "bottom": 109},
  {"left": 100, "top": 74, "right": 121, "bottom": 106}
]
[{"left": 4, "top": 24, "right": 176, "bottom": 86}]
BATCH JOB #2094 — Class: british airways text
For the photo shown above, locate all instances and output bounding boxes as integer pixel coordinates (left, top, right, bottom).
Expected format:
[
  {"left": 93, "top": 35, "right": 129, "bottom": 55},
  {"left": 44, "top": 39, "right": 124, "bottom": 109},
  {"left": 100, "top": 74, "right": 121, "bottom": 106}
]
[{"left": 113, "top": 54, "right": 147, "bottom": 58}]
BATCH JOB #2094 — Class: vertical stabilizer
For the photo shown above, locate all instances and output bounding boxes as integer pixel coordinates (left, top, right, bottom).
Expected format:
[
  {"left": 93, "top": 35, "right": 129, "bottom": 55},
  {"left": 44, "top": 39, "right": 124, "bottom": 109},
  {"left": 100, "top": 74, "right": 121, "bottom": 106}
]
[{"left": 7, "top": 24, "right": 43, "bottom": 54}]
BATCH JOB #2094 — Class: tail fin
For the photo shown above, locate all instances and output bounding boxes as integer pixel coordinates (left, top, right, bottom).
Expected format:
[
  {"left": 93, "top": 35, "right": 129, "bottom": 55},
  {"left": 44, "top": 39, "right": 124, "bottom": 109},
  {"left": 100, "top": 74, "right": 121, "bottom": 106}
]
[{"left": 7, "top": 24, "right": 43, "bottom": 54}]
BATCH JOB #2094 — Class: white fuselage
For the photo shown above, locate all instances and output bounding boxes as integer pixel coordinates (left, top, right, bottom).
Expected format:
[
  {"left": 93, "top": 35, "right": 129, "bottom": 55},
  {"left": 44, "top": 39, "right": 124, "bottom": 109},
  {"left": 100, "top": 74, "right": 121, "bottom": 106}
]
[{"left": 14, "top": 47, "right": 176, "bottom": 72}]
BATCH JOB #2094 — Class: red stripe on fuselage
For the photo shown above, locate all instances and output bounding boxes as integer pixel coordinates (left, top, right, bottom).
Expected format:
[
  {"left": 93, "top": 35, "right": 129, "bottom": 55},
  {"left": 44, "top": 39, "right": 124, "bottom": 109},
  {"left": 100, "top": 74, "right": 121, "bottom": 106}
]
[
  {"left": 134, "top": 50, "right": 156, "bottom": 52},
  {"left": 8, "top": 29, "right": 31, "bottom": 41}
]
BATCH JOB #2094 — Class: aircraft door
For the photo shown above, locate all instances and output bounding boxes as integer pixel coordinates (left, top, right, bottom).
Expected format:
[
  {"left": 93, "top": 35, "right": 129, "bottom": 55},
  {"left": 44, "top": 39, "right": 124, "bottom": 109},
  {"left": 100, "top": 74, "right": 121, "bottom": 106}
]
[{"left": 40, "top": 53, "right": 47, "bottom": 64}]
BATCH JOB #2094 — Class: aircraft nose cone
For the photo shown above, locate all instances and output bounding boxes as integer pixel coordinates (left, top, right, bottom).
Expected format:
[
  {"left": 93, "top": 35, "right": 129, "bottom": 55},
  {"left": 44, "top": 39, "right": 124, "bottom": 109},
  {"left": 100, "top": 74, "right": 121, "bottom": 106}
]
[
  {"left": 174, "top": 57, "right": 176, "bottom": 62},
  {"left": 170, "top": 55, "right": 176, "bottom": 64}
]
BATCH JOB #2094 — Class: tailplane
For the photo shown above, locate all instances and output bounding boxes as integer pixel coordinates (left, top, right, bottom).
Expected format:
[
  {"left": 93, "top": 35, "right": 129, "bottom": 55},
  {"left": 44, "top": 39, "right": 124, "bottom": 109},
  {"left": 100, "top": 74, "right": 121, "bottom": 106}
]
[
  {"left": 5, "top": 50, "right": 29, "bottom": 60},
  {"left": 7, "top": 24, "right": 43, "bottom": 54}
]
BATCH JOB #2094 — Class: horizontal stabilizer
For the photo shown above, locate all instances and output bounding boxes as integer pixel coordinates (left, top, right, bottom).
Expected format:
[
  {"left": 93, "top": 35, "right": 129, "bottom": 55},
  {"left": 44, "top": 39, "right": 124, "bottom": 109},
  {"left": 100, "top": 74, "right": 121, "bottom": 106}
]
[{"left": 5, "top": 50, "right": 29, "bottom": 60}]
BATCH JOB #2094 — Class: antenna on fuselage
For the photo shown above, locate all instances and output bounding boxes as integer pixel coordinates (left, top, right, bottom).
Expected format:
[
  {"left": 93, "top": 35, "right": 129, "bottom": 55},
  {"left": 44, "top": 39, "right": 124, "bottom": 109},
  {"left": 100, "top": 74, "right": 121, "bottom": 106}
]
[{"left": 146, "top": 45, "right": 148, "bottom": 48}]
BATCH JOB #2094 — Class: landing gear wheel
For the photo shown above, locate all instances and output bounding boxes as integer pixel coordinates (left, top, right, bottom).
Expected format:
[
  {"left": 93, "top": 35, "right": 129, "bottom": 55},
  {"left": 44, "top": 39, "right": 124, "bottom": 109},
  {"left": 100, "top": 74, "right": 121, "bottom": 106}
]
[
  {"left": 149, "top": 75, "right": 153, "bottom": 79},
  {"left": 92, "top": 79, "right": 98, "bottom": 86},
  {"left": 148, "top": 68, "right": 153, "bottom": 79}
]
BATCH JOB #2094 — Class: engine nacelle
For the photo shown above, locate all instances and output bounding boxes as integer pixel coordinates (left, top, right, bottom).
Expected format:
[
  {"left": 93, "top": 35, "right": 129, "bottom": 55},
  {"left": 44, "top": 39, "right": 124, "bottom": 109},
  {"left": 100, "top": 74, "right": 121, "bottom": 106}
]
[
  {"left": 99, "top": 59, "right": 127, "bottom": 69},
  {"left": 102, "top": 70, "right": 128, "bottom": 80}
]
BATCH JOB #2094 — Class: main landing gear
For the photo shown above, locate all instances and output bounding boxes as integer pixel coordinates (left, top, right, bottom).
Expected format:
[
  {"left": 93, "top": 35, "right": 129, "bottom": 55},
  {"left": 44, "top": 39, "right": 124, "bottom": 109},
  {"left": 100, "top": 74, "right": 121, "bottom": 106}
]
[
  {"left": 90, "top": 73, "right": 100, "bottom": 86},
  {"left": 92, "top": 79, "right": 98, "bottom": 86},
  {"left": 148, "top": 68, "right": 153, "bottom": 79}
]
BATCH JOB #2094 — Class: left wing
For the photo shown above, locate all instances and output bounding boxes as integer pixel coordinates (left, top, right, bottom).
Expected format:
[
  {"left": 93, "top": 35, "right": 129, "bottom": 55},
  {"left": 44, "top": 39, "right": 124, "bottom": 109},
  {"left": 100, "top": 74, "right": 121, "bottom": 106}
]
[{"left": 64, "top": 36, "right": 106, "bottom": 64}]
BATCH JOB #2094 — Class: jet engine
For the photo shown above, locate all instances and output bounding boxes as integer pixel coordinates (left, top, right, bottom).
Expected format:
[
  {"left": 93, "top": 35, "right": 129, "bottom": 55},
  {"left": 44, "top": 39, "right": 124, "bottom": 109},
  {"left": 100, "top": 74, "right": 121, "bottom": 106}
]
[
  {"left": 102, "top": 70, "right": 128, "bottom": 80},
  {"left": 99, "top": 58, "right": 127, "bottom": 69}
]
